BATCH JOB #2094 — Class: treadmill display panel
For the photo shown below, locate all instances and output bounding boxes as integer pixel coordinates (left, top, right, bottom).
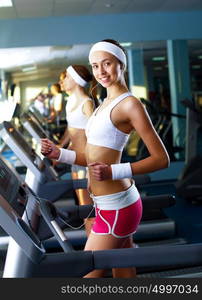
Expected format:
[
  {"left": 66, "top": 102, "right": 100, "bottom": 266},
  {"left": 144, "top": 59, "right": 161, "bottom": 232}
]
[
  {"left": 0, "top": 157, "right": 26, "bottom": 216},
  {"left": 0, "top": 165, "right": 9, "bottom": 194}
]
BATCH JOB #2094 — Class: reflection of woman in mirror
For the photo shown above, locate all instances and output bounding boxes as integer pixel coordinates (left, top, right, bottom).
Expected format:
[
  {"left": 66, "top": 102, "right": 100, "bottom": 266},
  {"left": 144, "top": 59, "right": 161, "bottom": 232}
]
[
  {"left": 32, "top": 92, "right": 49, "bottom": 117},
  {"left": 48, "top": 83, "right": 63, "bottom": 125},
  {"left": 47, "top": 65, "right": 99, "bottom": 236}
]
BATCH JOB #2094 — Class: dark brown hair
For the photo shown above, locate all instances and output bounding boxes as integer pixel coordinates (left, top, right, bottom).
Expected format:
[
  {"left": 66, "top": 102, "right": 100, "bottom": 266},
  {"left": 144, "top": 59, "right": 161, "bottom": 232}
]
[
  {"left": 72, "top": 65, "right": 99, "bottom": 107},
  {"left": 51, "top": 83, "right": 62, "bottom": 93},
  {"left": 102, "top": 39, "right": 126, "bottom": 54},
  {"left": 59, "top": 70, "right": 66, "bottom": 81}
]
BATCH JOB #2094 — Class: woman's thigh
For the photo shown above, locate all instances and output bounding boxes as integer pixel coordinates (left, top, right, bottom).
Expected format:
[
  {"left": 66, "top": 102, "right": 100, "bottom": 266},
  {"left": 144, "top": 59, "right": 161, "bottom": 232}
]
[{"left": 84, "top": 232, "right": 131, "bottom": 251}]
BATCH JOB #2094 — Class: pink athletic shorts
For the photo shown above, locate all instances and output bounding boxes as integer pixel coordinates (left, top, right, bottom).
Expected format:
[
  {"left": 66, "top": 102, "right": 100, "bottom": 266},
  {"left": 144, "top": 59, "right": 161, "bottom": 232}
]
[{"left": 92, "top": 198, "right": 142, "bottom": 238}]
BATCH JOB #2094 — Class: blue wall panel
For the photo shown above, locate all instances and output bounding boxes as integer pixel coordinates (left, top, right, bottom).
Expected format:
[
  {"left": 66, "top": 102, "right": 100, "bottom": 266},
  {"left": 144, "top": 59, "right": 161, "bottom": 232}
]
[{"left": 0, "top": 11, "right": 202, "bottom": 48}]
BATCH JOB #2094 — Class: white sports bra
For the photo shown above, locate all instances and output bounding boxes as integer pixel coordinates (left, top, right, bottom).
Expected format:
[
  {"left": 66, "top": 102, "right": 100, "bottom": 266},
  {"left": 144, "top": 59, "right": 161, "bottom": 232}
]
[
  {"left": 85, "top": 92, "right": 132, "bottom": 151},
  {"left": 66, "top": 95, "right": 94, "bottom": 129}
]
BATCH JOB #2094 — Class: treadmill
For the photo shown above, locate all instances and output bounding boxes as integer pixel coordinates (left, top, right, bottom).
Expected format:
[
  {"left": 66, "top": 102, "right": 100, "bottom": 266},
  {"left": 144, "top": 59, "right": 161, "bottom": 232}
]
[
  {"left": 0, "top": 121, "right": 189, "bottom": 253},
  {"left": 28, "top": 105, "right": 66, "bottom": 139},
  {"left": 1, "top": 155, "right": 202, "bottom": 278},
  {"left": 0, "top": 121, "right": 86, "bottom": 201},
  {"left": 20, "top": 111, "right": 70, "bottom": 176},
  {"left": 21, "top": 111, "right": 60, "bottom": 145}
]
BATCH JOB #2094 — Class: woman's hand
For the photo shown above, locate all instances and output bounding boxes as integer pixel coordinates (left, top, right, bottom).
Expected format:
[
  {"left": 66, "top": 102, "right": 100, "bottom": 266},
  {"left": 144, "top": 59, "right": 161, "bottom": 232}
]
[
  {"left": 88, "top": 162, "right": 112, "bottom": 181},
  {"left": 41, "top": 138, "right": 60, "bottom": 160}
]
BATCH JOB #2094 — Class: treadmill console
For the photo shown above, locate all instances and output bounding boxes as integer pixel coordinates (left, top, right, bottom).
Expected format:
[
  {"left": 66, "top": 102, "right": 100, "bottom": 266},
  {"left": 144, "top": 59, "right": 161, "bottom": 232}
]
[
  {"left": 0, "top": 155, "right": 27, "bottom": 217},
  {"left": 3, "top": 121, "right": 36, "bottom": 163},
  {"left": 22, "top": 112, "right": 47, "bottom": 139},
  {"left": 1, "top": 121, "right": 58, "bottom": 181},
  {"left": 0, "top": 155, "right": 45, "bottom": 262}
]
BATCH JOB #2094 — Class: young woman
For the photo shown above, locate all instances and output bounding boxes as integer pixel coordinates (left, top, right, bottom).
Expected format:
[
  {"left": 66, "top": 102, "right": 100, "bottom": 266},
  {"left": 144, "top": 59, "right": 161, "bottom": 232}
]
[
  {"left": 56, "top": 65, "right": 98, "bottom": 236},
  {"left": 41, "top": 40, "right": 170, "bottom": 277}
]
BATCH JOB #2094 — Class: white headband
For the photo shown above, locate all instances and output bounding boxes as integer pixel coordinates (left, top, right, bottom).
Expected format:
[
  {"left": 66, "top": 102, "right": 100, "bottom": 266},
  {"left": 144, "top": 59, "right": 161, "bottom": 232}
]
[
  {"left": 89, "top": 41, "right": 127, "bottom": 67},
  {"left": 66, "top": 66, "right": 87, "bottom": 87}
]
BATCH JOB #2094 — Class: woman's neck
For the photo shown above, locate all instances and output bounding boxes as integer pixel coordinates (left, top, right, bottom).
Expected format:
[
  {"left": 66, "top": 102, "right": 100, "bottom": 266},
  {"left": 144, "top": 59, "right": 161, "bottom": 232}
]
[
  {"left": 106, "top": 83, "right": 129, "bottom": 101},
  {"left": 71, "top": 86, "right": 88, "bottom": 102}
]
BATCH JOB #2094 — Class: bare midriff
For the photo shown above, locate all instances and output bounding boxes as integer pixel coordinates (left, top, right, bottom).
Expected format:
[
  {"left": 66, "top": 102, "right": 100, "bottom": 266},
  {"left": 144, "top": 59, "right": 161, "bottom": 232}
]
[
  {"left": 85, "top": 143, "right": 131, "bottom": 196},
  {"left": 68, "top": 127, "right": 87, "bottom": 152}
]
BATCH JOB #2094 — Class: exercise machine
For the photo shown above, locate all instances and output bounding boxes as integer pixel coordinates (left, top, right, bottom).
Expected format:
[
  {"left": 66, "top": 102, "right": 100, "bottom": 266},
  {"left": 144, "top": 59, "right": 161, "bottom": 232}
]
[
  {"left": 0, "top": 121, "right": 85, "bottom": 201},
  {"left": 21, "top": 111, "right": 60, "bottom": 145},
  {"left": 28, "top": 105, "right": 66, "bottom": 140},
  {"left": 0, "top": 156, "right": 202, "bottom": 278},
  {"left": 175, "top": 96, "right": 202, "bottom": 204},
  {"left": 0, "top": 121, "right": 190, "bottom": 249},
  {"left": 20, "top": 111, "right": 70, "bottom": 176}
]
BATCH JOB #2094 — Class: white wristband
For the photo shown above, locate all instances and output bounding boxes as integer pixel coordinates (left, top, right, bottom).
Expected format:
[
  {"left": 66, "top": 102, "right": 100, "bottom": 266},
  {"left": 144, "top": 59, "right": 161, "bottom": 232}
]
[
  {"left": 111, "top": 162, "right": 132, "bottom": 180},
  {"left": 56, "top": 148, "right": 76, "bottom": 165}
]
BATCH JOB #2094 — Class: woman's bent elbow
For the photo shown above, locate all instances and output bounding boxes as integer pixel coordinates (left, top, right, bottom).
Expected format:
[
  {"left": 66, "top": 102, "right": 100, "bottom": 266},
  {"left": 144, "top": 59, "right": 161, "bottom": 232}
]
[{"left": 162, "top": 153, "right": 170, "bottom": 169}]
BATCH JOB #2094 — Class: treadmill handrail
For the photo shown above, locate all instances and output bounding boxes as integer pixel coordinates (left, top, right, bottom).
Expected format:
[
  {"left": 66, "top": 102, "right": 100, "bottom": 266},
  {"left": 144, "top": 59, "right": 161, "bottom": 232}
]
[{"left": 92, "top": 243, "right": 202, "bottom": 270}]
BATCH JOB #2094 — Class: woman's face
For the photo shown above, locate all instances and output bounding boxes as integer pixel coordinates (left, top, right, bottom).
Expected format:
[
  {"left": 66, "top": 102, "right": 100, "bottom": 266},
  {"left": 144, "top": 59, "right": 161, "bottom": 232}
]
[
  {"left": 50, "top": 85, "right": 60, "bottom": 96},
  {"left": 63, "top": 71, "right": 76, "bottom": 92},
  {"left": 90, "top": 51, "right": 123, "bottom": 88},
  {"left": 59, "top": 75, "right": 66, "bottom": 92}
]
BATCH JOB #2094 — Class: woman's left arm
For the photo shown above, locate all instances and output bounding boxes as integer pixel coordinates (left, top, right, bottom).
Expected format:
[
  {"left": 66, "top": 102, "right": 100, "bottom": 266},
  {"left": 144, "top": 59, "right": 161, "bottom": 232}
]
[
  {"left": 89, "top": 97, "right": 170, "bottom": 181},
  {"left": 83, "top": 99, "right": 95, "bottom": 117},
  {"left": 126, "top": 97, "right": 170, "bottom": 175}
]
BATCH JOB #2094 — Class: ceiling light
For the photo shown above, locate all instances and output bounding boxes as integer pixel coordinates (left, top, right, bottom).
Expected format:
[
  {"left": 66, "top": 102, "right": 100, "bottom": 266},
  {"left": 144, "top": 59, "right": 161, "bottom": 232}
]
[
  {"left": 50, "top": 45, "right": 72, "bottom": 51},
  {"left": 153, "top": 67, "right": 162, "bottom": 71},
  {"left": 192, "top": 65, "right": 201, "bottom": 69},
  {"left": 22, "top": 65, "right": 37, "bottom": 72},
  {"left": 120, "top": 42, "right": 132, "bottom": 47},
  {"left": 0, "top": 0, "right": 13, "bottom": 7},
  {"left": 152, "top": 56, "right": 166, "bottom": 61}
]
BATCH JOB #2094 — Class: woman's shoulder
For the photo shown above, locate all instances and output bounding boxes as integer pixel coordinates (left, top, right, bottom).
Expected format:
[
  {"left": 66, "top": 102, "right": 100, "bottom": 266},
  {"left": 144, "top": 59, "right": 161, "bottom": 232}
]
[
  {"left": 123, "top": 94, "right": 142, "bottom": 108},
  {"left": 119, "top": 95, "right": 146, "bottom": 118},
  {"left": 82, "top": 97, "right": 95, "bottom": 116},
  {"left": 82, "top": 97, "right": 94, "bottom": 106},
  {"left": 81, "top": 96, "right": 93, "bottom": 103}
]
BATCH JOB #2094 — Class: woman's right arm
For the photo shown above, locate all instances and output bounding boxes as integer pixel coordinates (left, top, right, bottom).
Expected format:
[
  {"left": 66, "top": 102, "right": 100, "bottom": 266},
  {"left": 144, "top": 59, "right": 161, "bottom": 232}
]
[{"left": 40, "top": 138, "right": 87, "bottom": 166}]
